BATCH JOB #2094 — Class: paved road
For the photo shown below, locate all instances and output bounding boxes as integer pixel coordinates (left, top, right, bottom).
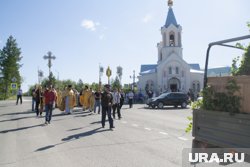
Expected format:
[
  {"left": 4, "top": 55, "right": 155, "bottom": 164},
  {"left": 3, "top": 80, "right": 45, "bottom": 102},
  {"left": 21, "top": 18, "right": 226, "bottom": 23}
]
[{"left": 0, "top": 97, "right": 193, "bottom": 167}]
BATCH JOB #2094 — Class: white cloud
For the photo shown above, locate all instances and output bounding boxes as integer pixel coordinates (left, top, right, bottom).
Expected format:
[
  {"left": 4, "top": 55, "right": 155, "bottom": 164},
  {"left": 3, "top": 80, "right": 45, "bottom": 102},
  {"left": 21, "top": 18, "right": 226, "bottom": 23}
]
[
  {"left": 142, "top": 14, "right": 153, "bottom": 23},
  {"left": 81, "top": 19, "right": 100, "bottom": 31}
]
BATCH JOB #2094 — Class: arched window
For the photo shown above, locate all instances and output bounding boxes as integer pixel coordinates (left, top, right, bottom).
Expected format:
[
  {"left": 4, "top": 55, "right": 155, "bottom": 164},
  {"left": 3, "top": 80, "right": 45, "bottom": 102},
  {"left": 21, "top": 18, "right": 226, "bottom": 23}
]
[
  {"left": 169, "top": 34, "right": 175, "bottom": 46},
  {"left": 197, "top": 83, "right": 200, "bottom": 92},
  {"left": 169, "top": 67, "right": 172, "bottom": 74},
  {"left": 176, "top": 67, "right": 179, "bottom": 74},
  {"left": 193, "top": 83, "right": 196, "bottom": 91}
]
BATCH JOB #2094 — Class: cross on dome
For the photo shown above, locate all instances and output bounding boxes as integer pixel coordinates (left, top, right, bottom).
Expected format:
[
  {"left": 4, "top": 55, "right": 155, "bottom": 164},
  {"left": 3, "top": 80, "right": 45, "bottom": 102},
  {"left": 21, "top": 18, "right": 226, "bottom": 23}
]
[{"left": 168, "top": 0, "right": 173, "bottom": 7}]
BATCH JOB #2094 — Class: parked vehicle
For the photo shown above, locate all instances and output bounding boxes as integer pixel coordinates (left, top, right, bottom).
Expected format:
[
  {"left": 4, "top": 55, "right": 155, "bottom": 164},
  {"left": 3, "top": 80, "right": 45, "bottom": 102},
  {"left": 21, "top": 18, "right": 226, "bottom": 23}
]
[{"left": 146, "top": 92, "right": 189, "bottom": 109}]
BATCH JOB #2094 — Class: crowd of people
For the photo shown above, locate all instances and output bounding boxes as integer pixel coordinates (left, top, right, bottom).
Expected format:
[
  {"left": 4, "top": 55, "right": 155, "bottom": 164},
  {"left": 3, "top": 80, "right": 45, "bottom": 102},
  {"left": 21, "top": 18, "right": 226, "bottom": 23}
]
[{"left": 31, "top": 84, "right": 134, "bottom": 129}]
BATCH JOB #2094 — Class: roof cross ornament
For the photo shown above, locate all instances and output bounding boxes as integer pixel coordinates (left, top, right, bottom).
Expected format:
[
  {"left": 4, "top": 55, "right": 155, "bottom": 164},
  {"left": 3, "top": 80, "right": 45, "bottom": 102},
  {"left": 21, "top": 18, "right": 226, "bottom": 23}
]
[{"left": 168, "top": 0, "right": 173, "bottom": 7}]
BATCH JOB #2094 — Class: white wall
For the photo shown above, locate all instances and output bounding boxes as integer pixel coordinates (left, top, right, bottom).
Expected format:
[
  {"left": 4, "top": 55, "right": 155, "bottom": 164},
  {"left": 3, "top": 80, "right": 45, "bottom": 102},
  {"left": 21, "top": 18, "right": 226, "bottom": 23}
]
[{"left": 137, "top": 73, "right": 157, "bottom": 94}]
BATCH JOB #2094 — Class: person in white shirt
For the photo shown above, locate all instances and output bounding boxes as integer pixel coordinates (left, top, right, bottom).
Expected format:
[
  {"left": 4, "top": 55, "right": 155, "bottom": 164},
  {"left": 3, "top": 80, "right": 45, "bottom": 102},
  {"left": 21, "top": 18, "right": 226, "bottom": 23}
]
[
  {"left": 128, "top": 90, "right": 134, "bottom": 108},
  {"left": 112, "top": 88, "right": 121, "bottom": 119},
  {"left": 16, "top": 86, "right": 23, "bottom": 105}
]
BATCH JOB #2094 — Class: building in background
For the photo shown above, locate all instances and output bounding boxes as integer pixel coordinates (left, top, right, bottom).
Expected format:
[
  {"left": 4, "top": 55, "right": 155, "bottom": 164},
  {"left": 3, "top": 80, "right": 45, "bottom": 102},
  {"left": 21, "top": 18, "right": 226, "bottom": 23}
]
[
  {"left": 138, "top": 1, "right": 204, "bottom": 96},
  {"left": 207, "top": 66, "right": 231, "bottom": 77}
]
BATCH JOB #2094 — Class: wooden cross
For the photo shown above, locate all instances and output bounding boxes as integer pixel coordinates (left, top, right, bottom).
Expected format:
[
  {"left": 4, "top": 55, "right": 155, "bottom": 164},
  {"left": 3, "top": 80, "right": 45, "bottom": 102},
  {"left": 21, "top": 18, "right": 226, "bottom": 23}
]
[{"left": 43, "top": 51, "right": 56, "bottom": 74}]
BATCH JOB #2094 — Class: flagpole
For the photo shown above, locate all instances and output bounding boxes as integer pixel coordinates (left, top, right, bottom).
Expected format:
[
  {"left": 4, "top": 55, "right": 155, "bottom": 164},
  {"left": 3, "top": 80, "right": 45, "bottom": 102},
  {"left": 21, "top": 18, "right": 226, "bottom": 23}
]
[
  {"left": 38, "top": 67, "right": 40, "bottom": 84},
  {"left": 99, "top": 63, "right": 101, "bottom": 85},
  {"left": 99, "top": 63, "right": 103, "bottom": 89}
]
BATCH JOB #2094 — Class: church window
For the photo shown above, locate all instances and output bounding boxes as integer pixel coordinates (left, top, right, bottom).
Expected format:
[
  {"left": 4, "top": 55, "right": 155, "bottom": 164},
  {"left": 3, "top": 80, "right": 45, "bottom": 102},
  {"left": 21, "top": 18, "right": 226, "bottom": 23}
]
[
  {"left": 176, "top": 67, "right": 179, "bottom": 74},
  {"left": 169, "top": 34, "right": 175, "bottom": 46},
  {"left": 160, "top": 53, "right": 162, "bottom": 61},
  {"left": 197, "top": 83, "right": 200, "bottom": 92},
  {"left": 182, "top": 71, "right": 184, "bottom": 77},
  {"left": 169, "top": 67, "right": 172, "bottom": 74},
  {"left": 193, "top": 83, "right": 196, "bottom": 91}
]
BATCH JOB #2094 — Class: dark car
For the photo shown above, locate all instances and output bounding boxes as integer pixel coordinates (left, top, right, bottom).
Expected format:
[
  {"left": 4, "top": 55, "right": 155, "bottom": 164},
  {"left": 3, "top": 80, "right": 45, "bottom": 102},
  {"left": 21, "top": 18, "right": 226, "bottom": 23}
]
[{"left": 146, "top": 92, "right": 189, "bottom": 109}]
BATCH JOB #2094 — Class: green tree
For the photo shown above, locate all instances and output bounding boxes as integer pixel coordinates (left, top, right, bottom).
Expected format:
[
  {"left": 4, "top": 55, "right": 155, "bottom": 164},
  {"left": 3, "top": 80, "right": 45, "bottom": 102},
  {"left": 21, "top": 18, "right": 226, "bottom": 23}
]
[
  {"left": 90, "top": 82, "right": 100, "bottom": 91},
  {"left": 237, "top": 45, "right": 250, "bottom": 75},
  {"left": 61, "top": 79, "right": 76, "bottom": 89},
  {"left": 0, "top": 36, "right": 22, "bottom": 99},
  {"left": 41, "top": 72, "right": 56, "bottom": 87},
  {"left": 231, "top": 22, "right": 250, "bottom": 76},
  {"left": 111, "top": 76, "right": 121, "bottom": 89},
  {"left": 75, "top": 79, "right": 84, "bottom": 91}
]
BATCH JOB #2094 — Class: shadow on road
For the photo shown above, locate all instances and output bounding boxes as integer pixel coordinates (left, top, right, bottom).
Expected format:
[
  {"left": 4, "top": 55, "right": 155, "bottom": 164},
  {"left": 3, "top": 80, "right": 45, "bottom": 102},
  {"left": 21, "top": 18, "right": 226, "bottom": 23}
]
[
  {"left": 62, "top": 127, "right": 109, "bottom": 141},
  {"left": 0, "top": 116, "right": 35, "bottom": 123},
  {"left": 67, "top": 125, "right": 93, "bottom": 131},
  {"left": 0, "top": 124, "right": 44, "bottom": 133},
  {"left": 35, "top": 127, "right": 109, "bottom": 152},
  {"left": 90, "top": 121, "right": 102, "bottom": 124},
  {"left": 0, "top": 105, "right": 8, "bottom": 108},
  {"left": 74, "top": 113, "right": 93, "bottom": 118},
  {"left": 0, "top": 110, "right": 34, "bottom": 116}
]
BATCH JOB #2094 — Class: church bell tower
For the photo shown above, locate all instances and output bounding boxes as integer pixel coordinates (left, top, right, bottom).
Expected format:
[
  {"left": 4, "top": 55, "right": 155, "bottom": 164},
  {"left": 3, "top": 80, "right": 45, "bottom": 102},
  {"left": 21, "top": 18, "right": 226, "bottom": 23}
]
[{"left": 157, "top": 0, "right": 183, "bottom": 63}]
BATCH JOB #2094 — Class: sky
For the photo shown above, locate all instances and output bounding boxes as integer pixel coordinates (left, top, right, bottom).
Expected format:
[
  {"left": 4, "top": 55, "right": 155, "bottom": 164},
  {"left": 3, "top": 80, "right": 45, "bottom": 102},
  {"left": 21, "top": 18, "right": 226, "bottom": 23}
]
[{"left": 0, "top": 0, "right": 250, "bottom": 92}]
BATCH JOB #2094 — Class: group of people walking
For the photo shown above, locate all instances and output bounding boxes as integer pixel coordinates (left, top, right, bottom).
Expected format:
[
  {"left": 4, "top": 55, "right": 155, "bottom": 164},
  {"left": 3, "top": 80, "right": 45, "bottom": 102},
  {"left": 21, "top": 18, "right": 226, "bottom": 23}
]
[
  {"left": 31, "top": 84, "right": 129, "bottom": 129},
  {"left": 32, "top": 85, "right": 56, "bottom": 125}
]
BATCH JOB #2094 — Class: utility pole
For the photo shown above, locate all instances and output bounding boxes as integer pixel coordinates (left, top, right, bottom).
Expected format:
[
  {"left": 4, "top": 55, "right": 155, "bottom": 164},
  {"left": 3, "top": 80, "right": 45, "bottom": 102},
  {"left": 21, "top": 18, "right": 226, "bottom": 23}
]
[
  {"left": 133, "top": 70, "right": 135, "bottom": 91},
  {"left": 130, "top": 70, "right": 136, "bottom": 91}
]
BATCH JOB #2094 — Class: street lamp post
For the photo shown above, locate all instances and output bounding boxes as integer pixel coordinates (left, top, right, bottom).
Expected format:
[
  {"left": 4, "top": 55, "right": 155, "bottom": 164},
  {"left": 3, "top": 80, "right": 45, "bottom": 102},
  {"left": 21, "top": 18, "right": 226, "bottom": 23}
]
[
  {"left": 130, "top": 70, "right": 136, "bottom": 91},
  {"left": 133, "top": 70, "right": 136, "bottom": 91},
  {"left": 99, "top": 64, "right": 104, "bottom": 88}
]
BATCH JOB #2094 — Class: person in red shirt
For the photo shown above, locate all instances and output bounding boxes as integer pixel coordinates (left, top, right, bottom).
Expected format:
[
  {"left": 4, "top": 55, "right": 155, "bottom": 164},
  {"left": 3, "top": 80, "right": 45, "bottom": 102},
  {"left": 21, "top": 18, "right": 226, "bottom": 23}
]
[{"left": 43, "top": 85, "right": 56, "bottom": 125}]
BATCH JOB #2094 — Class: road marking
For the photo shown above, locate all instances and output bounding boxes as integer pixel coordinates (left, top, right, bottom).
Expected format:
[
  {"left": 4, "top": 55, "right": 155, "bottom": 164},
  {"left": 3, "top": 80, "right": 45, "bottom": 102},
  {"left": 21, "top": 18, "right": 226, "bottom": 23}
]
[
  {"left": 23, "top": 100, "right": 32, "bottom": 102},
  {"left": 121, "top": 121, "right": 127, "bottom": 124},
  {"left": 159, "top": 132, "right": 168, "bottom": 135},
  {"left": 132, "top": 124, "right": 139, "bottom": 127},
  {"left": 144, "top": 128, "right": 152, "bottom": 131},
  {"left": 178, "top": 137, "right": 188, "bottom": 141}
]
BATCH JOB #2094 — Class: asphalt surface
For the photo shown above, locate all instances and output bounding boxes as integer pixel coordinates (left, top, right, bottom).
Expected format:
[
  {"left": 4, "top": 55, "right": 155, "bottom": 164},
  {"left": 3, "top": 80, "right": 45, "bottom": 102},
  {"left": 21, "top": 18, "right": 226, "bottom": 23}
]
[{"left": 0, "top": 97, "right": 194, "bottom": 167}]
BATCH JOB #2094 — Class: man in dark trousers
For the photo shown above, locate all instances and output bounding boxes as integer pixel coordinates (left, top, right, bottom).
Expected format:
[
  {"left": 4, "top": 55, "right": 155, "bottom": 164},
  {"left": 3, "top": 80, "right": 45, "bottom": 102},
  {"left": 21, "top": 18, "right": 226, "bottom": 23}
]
[
  {"left": 16, "top": 86, "right": 23, "bottom": 105},
  {"left": 31, "top": 86, "right": 36, "bottom": 111},
  {"left": 44, "top": 85, "right": 56, "bottom": 125},
  {"left": 101, "top": 84, "right": 114, "bottom": 130}
]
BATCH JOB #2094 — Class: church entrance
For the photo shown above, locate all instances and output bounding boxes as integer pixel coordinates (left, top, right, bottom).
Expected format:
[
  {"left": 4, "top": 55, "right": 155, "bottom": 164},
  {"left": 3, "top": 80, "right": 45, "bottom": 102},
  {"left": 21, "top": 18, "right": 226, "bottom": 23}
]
[
  {"left": 170, "top": 84, "right": 177, "bottom": 92},
  {"left": 168, "top": 77, "right": 180, "bottom": 92}
]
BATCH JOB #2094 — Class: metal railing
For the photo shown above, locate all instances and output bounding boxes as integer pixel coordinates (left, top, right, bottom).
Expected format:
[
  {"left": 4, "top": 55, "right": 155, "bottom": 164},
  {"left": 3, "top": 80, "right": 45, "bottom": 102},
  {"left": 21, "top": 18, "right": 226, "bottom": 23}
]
[{"left": 204, "top": 35, "right": 250, "bottom": 88}]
